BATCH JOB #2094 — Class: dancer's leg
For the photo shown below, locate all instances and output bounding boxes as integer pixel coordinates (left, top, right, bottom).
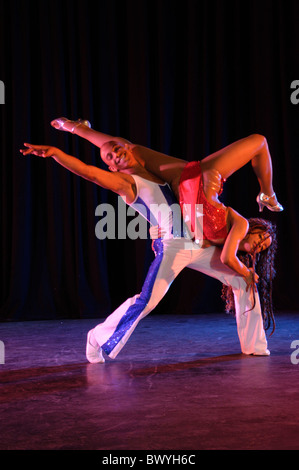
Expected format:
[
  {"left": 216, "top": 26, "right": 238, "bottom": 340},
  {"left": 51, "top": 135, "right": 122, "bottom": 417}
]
[
  {"left": 75, "top": 127, "right": 187, "bottom": 188},
  {"left": 79, "top": 130, "right": 277, "bottom": 205},
  {"left": 57, "top": 120, "right": 187, "bottom": 186},
  {"left": 73, "top": 123, "right": 131, "bottom": 148},
  {"left": 201, "top": 134, "right": 274, "bottom": 198},
  {"left": 51, "top": 118, "right": 131, "bottom": 148},
  {"left": 132, "top": 145, "right": 187, "bottom": 188},
  {"left": 188, "top": 246, "right": 270, "bottom": 355},
  {"left": 90, "top": 239, "right": 190, "bottom": 360}
]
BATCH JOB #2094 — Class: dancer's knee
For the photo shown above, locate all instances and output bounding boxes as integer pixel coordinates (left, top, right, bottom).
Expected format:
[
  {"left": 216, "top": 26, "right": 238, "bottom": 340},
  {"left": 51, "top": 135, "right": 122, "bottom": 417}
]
[
  {"left": 145, "top": 296, "right": 162, "bottom": 314},
  {"left": 248, "top": 133, "right": 267, "bottom": 148}
]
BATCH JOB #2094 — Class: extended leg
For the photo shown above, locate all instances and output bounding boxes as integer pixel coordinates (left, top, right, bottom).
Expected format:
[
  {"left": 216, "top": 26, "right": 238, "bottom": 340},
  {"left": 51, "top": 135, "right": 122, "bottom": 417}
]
[
  {"left": 52, "top": 118, "right": 187, "bottom": 187},
  {"left": 73, "top": 124, "right": 132, "bottom": 148},
  {"left": 51, "top": 117, "right": 131, "bottom": 148},
  {"left": 201, "top": 134, "right": 275, "bottom": 199},
  {"left": 132, "top": 145, "right": 187, "bottom": 190},
  {"left": 88, "top": 239, "right": 190, "bottom": 361},
  {"left": 75, "top": 126, "right": 187, "bottom": 188}
]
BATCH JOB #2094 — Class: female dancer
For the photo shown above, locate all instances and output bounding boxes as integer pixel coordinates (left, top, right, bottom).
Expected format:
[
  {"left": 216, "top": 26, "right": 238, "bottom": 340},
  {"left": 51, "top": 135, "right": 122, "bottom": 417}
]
[{"left": 49, "top": 118, "right": 282, "bottom": 336}]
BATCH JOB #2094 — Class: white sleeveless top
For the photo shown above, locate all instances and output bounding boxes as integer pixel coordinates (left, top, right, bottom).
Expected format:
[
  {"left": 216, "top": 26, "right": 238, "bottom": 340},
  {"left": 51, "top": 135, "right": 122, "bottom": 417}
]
[{"left": 123, "top": 174, "right": 189, "bottom": 240}]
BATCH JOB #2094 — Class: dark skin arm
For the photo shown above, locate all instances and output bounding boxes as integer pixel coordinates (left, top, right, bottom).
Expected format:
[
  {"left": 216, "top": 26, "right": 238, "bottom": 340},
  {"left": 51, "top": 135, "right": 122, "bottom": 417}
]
[{"left": 20, "top": 144, "right": 136, "bottom": 203}]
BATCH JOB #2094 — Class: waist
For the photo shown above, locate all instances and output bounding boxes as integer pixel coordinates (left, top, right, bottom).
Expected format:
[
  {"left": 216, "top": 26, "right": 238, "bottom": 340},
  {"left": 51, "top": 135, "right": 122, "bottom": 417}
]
[{"left": 178, "top": 161, "right": 228, "bottom": 241}]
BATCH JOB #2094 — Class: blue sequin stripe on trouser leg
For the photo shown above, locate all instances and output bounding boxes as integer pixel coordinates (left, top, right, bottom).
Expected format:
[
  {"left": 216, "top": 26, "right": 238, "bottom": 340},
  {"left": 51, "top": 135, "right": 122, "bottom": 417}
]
[{"left": 99, "top": 239, "right": 165, "bottom": 359}]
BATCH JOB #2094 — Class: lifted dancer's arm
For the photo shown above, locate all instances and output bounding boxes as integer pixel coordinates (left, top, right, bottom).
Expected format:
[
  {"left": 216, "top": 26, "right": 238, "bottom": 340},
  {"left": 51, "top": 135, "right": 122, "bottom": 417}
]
[{"left": 20, "top": 144, "right": 136, "bottom": 201}]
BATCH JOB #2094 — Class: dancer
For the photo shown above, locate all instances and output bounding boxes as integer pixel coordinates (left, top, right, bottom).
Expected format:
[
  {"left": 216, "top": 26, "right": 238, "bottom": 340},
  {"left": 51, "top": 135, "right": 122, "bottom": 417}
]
[
  {"left": 20, "top": 119, "right": 280, "bottom": 362},
  {"left": 50, "top": 118, "right": 281, "bottom": 311}
]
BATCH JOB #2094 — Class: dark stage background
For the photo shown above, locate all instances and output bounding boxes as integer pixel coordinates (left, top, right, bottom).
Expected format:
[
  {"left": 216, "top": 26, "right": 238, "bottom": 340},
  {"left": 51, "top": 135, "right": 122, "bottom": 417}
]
[{"left": 0, "top": 0, "right": 298, "bottom": 321}]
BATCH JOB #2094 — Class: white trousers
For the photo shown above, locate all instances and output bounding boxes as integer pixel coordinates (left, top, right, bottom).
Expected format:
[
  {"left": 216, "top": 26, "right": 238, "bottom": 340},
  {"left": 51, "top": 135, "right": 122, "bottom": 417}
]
[{"left": 93, "top": 238, "right": 269, "bottom": 359}]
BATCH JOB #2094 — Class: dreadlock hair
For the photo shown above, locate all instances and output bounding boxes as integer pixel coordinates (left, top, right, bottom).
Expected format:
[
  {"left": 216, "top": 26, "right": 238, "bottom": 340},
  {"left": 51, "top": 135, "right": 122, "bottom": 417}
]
[{"left": 221, "top": 218, "right": 278, "bottom": 335}]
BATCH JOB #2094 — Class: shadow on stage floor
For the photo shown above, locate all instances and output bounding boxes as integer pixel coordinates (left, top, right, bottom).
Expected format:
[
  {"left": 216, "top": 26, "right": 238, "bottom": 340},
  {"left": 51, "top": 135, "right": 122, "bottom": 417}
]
[{"left": 0, "top": 312, "right": 299, "bottom": 450}]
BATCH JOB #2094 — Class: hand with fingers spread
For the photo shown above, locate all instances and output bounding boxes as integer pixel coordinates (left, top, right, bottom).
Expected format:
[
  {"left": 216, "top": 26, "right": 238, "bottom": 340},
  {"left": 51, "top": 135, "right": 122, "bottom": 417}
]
[{"left": 20, "top": 143, "right": 59, "bottom": 158}]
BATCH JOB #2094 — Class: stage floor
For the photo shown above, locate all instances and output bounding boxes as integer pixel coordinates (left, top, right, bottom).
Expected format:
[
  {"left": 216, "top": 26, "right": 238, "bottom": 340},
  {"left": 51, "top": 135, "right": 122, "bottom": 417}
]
[{"left": 0, "top": 312, "right": 299, "bottom": 450}]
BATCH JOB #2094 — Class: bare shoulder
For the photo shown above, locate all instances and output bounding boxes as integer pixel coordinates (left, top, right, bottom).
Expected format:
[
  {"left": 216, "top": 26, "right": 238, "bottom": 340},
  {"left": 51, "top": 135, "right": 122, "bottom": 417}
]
[{"left": 226, "top": 207, "right": 249, "bottom": 233}]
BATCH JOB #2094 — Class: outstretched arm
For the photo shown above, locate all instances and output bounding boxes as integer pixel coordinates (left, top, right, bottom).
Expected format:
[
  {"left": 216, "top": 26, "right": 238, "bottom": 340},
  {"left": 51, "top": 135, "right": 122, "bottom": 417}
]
[{"left": 20, "top": 144, "right": 136, "bottom": 200}]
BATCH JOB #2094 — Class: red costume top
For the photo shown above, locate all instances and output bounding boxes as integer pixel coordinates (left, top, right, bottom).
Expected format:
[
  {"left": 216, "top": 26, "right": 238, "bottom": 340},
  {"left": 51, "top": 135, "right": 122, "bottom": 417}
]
[{"left": 179, "top": 161, "right": 228, "bottom": 242}]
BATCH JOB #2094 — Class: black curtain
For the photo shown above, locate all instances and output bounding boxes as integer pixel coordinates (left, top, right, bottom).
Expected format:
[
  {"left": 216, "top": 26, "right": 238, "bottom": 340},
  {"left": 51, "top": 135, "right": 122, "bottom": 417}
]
[{"left": 0, "top": 0, "right": 298, "bottom": 321}]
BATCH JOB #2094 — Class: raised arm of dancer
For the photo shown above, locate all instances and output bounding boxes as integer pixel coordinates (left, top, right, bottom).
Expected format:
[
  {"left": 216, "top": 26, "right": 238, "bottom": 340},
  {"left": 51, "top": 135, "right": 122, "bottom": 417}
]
[{"left": 20, "top": 144, "right": 136, "bottom": 201}]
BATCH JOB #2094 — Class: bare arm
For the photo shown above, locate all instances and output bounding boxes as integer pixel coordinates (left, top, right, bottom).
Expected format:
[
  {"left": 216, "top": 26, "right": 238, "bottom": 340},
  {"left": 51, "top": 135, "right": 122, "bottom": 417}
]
[
  {"left": 20, "top": 144, "right": 136, "bottom": 200},
  {"left": 220, "top": 208, "right": 258, "bottom": 288}
]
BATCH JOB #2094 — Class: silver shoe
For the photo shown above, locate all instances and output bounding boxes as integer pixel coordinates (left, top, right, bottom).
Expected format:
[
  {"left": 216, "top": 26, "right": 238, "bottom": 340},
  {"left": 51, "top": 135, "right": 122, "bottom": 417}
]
[
  {"left": 51, "top": 117, "right": 91, "bottom": 133},
  {"left": 256, "top": 192, "right": 284, "bottom": 212}
]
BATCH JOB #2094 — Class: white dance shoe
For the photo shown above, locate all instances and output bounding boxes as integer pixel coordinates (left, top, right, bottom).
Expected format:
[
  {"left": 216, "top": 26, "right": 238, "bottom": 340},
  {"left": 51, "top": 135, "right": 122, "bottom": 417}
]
[
  {"left": 51, "top": 117, "right": 91, "bottom": 133},
  {"left": 86, "top": 329, "right": 105, "bottom": 363},
  {"left": 252, "top": 349, "right": 270, "bottom": 356}
]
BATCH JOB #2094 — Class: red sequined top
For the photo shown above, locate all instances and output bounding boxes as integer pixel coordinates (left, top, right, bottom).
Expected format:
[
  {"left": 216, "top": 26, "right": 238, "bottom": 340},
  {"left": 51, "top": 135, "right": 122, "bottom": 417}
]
[{"left": 179, "top": 161, "right": 228, "bottom": 242}]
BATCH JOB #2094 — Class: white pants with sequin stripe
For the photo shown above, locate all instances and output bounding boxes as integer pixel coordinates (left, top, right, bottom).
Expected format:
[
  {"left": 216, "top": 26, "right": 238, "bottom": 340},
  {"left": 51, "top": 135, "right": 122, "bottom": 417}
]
[{"left": 92, "top": 238, "right": 269, "bottom": 359}]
